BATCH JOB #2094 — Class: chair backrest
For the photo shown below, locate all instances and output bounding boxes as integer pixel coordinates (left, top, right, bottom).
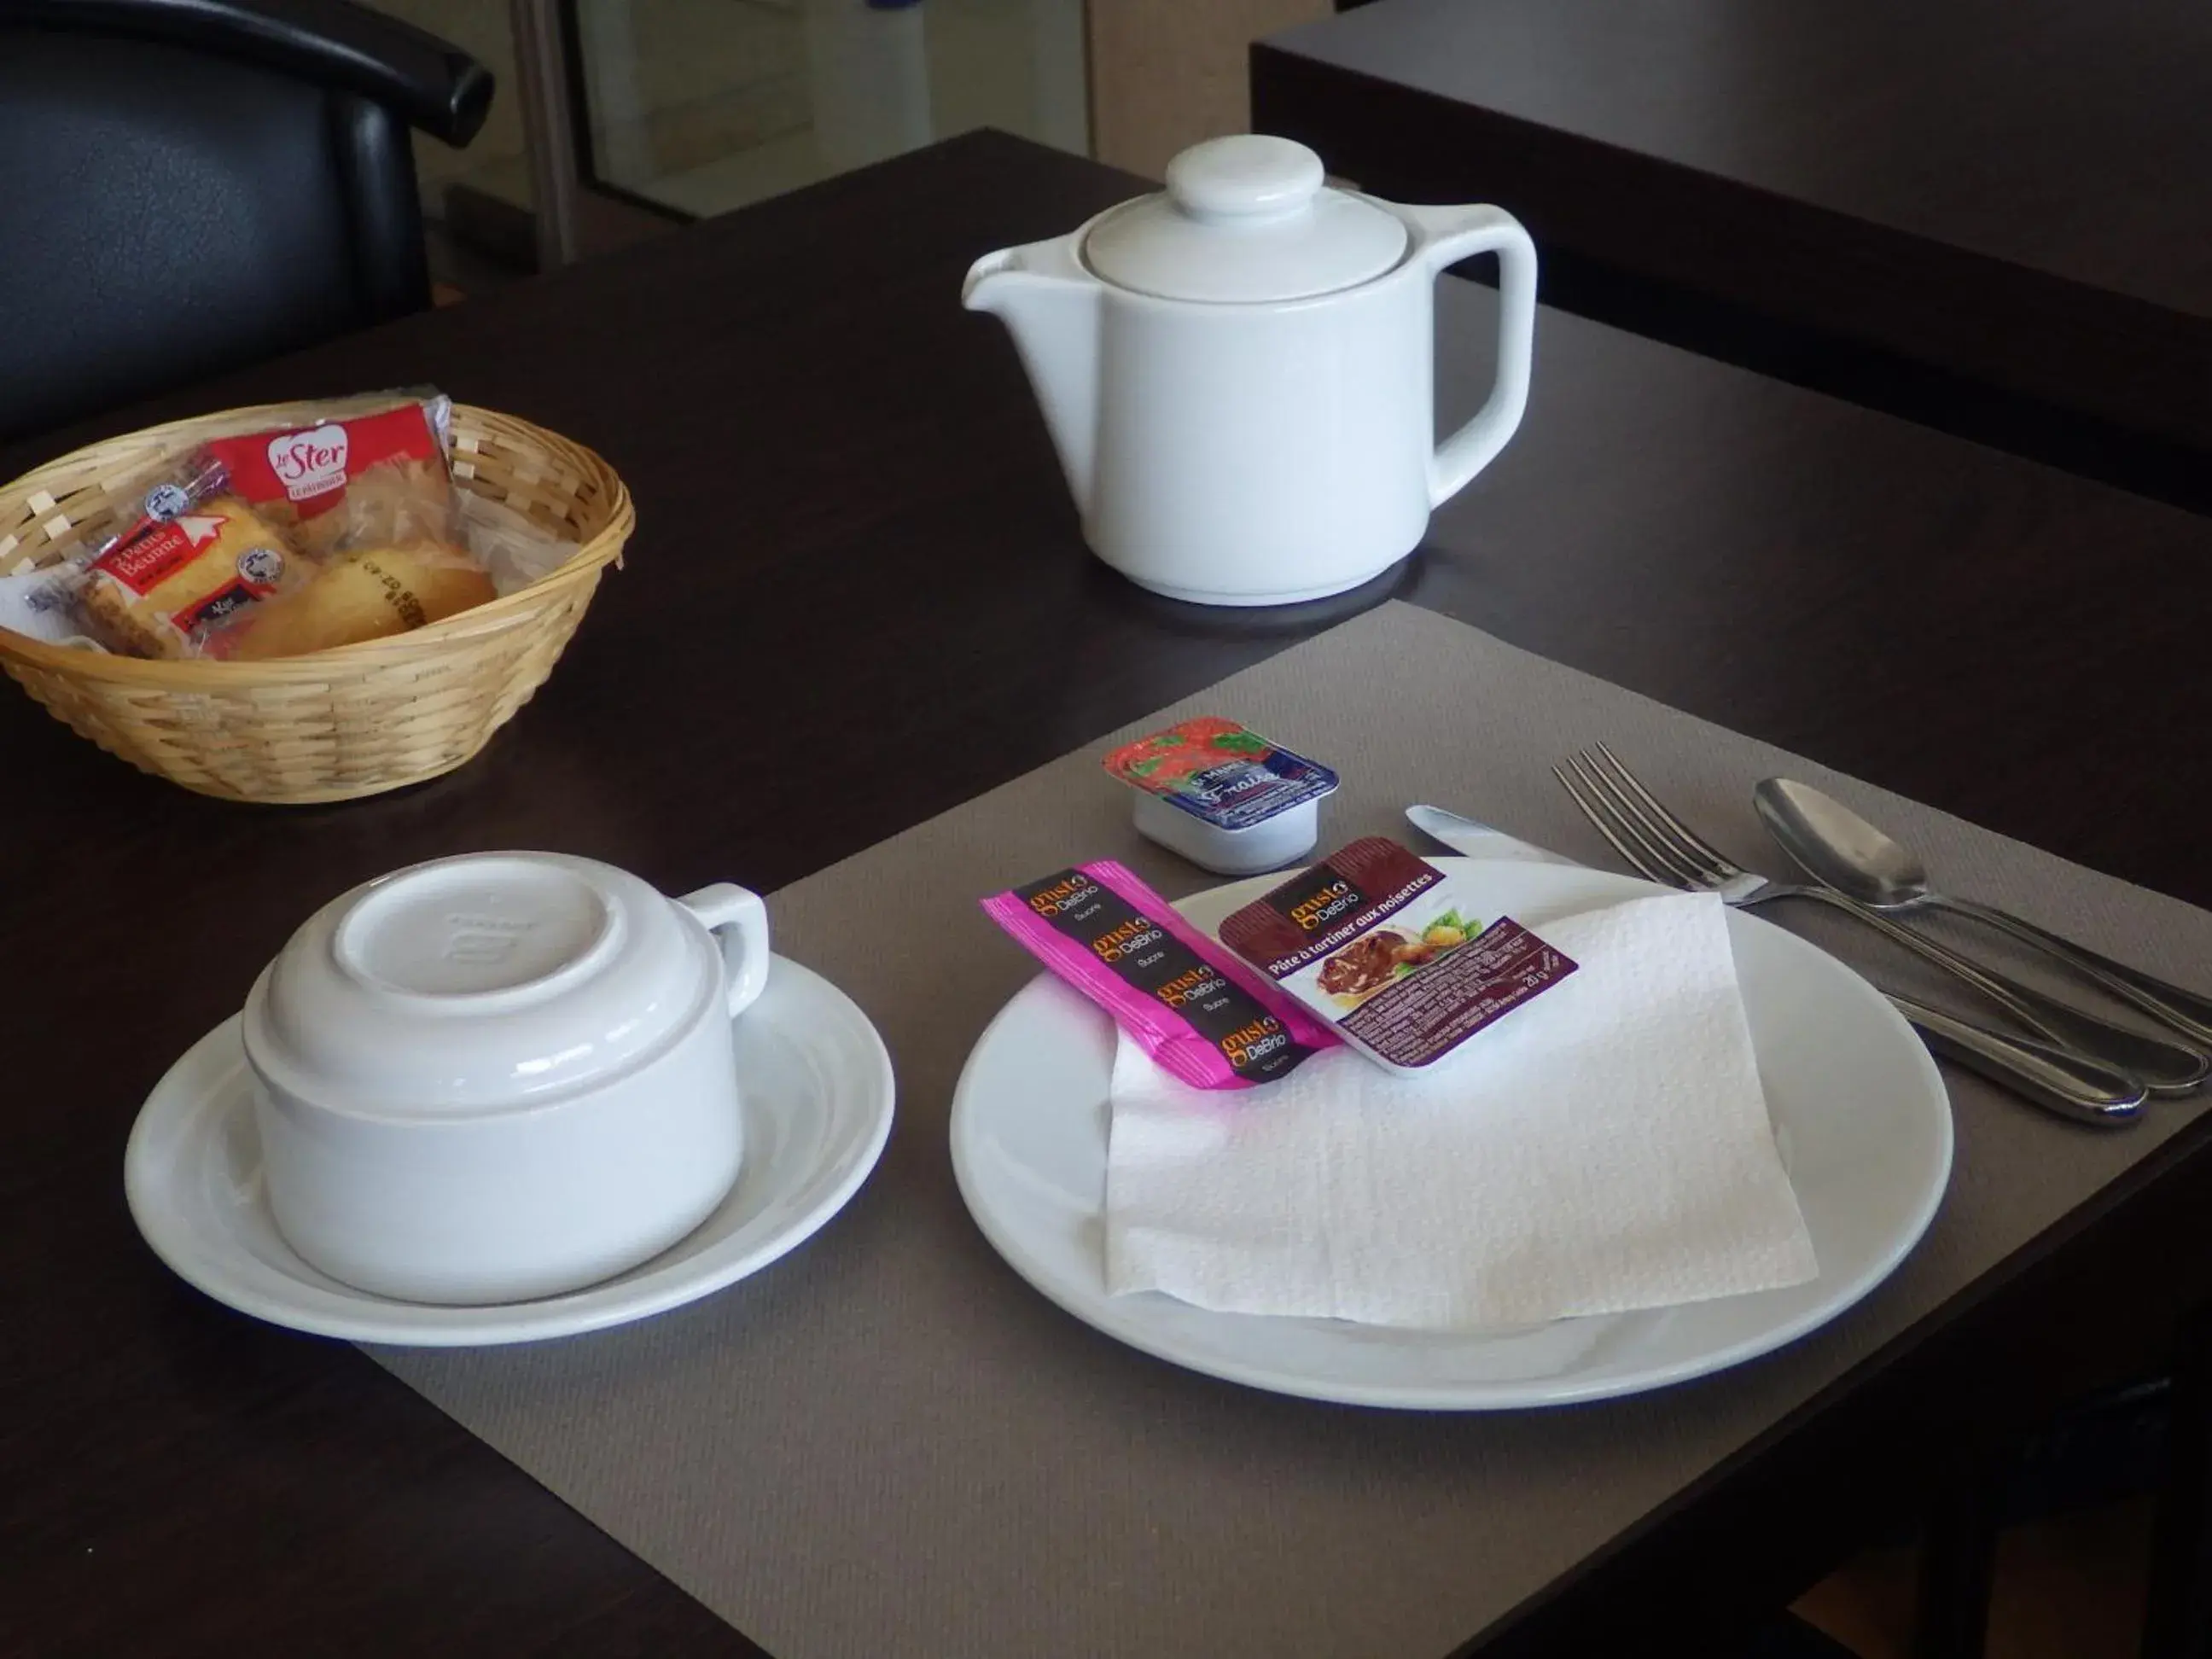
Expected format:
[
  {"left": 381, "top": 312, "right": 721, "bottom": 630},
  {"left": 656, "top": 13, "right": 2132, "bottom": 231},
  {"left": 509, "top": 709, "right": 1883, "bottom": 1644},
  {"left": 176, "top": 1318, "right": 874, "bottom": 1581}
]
[{"left": 0, "top": 1, "right": 492, "bottom": 441}]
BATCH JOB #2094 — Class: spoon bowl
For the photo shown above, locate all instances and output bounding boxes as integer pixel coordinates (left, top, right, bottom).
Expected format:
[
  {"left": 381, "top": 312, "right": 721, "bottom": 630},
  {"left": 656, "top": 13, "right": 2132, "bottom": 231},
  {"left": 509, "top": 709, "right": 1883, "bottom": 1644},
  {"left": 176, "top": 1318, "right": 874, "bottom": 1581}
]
[
  {"left": 1755, "top": 777, "right": 2212, "bottom": 1055},
  {"left": 1754, "top": 778, "right": 1932, "bottom": 909}
]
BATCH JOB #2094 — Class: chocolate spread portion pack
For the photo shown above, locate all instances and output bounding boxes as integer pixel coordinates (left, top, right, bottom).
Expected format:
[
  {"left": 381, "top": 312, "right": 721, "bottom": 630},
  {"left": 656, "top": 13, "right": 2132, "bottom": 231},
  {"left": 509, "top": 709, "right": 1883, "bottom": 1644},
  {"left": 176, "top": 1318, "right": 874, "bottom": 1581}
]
[{"left": 1218, "top": 836, "right": 1578, "bottom": 1075}]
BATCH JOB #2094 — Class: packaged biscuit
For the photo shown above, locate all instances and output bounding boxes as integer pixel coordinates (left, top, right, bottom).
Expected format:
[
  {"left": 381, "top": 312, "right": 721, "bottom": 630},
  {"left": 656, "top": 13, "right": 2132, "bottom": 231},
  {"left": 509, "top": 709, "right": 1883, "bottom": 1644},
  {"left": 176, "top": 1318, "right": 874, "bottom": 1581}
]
[
  {"left": 982, "top": 859, "right": 1337, "bottom": 1090},
  {"left": 76, "top": 494, "right": 310, "bottom": 658},
  {"left": 207, "top": 399, "right": 462, "bottom": 557},
  {"left": 70, "top": 392, "right": 497, "bottom": 658},
  {"left": 218, "top": 545, "right": 497, "bottom": 660},
  {"left": 1218, "top": 837, "right": 1578, "bottom": 1075},
  {"left": 93, "top": 392, "right": 459, "bottom": 561}
]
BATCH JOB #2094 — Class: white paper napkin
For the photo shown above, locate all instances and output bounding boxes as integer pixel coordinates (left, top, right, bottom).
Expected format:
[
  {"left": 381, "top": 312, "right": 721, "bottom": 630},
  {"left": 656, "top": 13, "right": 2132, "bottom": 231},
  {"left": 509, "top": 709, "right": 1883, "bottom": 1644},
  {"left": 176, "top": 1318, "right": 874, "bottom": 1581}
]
[
  {"left": 1105, "top": 890, "right": 1818, "bottom": 1330},
  {"left": 0, "top": 562, "right": 102, "bottom": 649}
]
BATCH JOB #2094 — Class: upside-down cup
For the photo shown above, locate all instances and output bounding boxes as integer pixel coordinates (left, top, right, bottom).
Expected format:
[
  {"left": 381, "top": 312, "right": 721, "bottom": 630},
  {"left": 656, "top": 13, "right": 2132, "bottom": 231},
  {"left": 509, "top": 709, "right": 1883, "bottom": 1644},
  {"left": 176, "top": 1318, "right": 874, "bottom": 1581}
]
[{"left": 242, "top": 852, "right": 769, "bottom": 1305}]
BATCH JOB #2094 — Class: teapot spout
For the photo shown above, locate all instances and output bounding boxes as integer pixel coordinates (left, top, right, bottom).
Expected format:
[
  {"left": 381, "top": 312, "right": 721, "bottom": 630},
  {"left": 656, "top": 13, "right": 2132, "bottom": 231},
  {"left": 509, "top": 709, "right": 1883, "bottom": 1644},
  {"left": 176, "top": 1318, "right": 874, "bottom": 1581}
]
[{"left": 963, "top": 236, "right": 1102, "bottom": 515}]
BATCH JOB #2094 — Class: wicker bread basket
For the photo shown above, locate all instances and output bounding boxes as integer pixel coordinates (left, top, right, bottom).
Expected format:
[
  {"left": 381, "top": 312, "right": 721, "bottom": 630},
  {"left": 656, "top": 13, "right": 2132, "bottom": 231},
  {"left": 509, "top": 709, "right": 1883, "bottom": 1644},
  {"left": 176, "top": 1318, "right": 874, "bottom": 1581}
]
[{"left": 0, "top": 402, "right": 631, "bottom": 804}]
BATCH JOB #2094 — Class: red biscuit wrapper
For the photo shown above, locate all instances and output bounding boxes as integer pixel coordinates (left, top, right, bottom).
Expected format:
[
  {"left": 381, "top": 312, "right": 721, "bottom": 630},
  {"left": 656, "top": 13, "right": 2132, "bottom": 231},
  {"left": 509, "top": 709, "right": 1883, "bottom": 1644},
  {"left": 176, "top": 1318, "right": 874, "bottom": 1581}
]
[
  {"left": 94, "top": 393, "right": 459, "bottom": 561},
  {"left": 67, "top": 393, "right": 486, "bottom": 658}
]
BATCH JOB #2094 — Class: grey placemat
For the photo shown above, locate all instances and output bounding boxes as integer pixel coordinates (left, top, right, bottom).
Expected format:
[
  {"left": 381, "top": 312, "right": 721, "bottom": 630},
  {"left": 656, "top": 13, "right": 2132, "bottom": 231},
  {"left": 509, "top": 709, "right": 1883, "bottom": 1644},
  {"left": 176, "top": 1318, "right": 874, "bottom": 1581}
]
[{"left": 372, "top": 602, "right": 2212, "bottom": 1659}]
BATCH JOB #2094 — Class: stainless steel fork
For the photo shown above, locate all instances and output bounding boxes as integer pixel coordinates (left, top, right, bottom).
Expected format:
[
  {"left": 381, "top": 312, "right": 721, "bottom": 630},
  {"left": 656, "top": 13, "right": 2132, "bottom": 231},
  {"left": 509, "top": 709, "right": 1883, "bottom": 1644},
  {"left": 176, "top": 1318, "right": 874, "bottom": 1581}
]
[{"left": 1553, "top": 743, "right": 2154, "bottom": 1125}]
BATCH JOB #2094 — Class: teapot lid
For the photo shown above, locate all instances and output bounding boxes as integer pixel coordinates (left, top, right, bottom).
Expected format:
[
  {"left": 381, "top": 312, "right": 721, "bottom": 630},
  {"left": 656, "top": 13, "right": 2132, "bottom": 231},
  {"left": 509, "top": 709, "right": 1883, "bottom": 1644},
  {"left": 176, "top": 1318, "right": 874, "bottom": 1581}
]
[{"left": 1083, "top": 136, "right": 1407, "bottom": 303}]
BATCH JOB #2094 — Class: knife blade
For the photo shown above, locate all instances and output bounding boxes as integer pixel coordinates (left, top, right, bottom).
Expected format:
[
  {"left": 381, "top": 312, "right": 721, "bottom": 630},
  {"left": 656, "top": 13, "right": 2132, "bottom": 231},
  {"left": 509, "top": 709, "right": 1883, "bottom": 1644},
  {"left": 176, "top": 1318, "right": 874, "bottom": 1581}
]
[{"left": 1403, "top": 803, "right": 1575, "bottom": 866}]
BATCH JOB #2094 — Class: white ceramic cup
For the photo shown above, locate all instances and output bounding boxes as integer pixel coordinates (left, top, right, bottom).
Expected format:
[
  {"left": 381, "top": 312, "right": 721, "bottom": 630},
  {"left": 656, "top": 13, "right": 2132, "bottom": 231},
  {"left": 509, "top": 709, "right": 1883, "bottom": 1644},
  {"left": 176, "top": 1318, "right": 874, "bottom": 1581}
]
[{"left": 242, "top": 852, "right": 769, "bottom": 1305}]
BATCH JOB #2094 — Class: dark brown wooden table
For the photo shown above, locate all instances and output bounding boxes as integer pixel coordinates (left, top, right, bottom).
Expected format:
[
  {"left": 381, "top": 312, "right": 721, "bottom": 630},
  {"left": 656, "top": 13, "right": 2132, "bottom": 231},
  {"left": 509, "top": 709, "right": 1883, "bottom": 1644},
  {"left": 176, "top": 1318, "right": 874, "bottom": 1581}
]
[
  {"left": 7, "top": 131, "right": 2212, "bottom": 1659},
  {"left": 1255, "top": 0, "right": 2212, "bottom": 509}
]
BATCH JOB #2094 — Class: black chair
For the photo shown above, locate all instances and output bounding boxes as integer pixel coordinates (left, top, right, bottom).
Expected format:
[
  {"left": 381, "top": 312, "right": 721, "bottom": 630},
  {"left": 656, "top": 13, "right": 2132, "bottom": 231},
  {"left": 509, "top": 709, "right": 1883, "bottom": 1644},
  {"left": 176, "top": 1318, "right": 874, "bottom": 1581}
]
[
  {"left": 1912, "top": 1348, "right": 2208, "bottom": 1659},
  {"left": 0, "top": 0, "right": 492, "bottom": 441}
]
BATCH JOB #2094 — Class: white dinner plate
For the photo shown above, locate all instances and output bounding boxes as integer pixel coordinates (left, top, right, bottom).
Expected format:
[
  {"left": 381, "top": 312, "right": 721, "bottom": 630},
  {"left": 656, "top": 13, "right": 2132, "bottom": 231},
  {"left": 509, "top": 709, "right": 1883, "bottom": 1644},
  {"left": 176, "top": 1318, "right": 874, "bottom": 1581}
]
[
  {"left": 125, "top": 956, "right": 894, "bottom": 1346},
  {"left": 950, "top": 859, "right": 1953, "bottom": 1409}
]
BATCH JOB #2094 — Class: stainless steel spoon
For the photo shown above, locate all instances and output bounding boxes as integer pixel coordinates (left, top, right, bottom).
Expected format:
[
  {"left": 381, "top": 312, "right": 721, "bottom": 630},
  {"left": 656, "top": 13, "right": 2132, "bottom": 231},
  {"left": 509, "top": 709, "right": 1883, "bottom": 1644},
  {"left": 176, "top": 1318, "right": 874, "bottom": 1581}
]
[
  {"left": 1749, "top": 786, "right": 2206, "bottom": 1094},
  {"left": 1411, "top": 800, "right": 2146, "bottom": 1124},
  {"left": 1887, "top": 993, "right": 2144, "bottom": 1126},
  {"left": 1757, "top": 777, "right": 2212, "bottom": 1047}
]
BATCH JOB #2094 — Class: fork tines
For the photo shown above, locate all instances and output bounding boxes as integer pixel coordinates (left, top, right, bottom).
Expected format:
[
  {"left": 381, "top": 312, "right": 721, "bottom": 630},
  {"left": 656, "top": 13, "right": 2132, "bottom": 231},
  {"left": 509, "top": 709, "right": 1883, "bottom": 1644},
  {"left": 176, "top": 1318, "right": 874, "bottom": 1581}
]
[{"left": 1553, "top": 744, "right": 1738, "bottom": 891}]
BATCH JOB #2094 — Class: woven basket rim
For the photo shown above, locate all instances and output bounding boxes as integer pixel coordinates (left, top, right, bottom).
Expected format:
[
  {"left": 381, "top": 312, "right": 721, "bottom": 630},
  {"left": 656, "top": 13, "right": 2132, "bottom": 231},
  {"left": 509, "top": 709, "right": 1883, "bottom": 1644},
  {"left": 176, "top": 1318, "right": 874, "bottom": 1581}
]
[{"left": 0, "top": 402, "right": 632, "bottom": 682}]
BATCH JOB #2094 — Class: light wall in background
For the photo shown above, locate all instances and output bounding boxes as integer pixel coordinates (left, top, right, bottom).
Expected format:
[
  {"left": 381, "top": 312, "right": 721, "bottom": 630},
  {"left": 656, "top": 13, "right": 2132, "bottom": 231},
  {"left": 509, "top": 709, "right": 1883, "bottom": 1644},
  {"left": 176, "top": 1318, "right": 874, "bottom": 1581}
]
[
  {"left": 363, "top": 0, "right": 1333, "bottom": 233},
  {"left": 1087, "top": 0, "right": 1334, "bottom": 178}
]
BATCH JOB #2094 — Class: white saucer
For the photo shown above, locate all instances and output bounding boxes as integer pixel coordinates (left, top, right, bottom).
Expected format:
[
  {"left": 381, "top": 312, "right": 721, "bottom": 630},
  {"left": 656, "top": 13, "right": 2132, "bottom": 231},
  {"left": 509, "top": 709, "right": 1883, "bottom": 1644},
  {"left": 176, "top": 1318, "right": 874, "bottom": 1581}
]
[
  {"left": 951, "top": 859, "right": 1953, "bottom": 1410},
  {"left": 125, "top": 955, "right": 894, "bottom": 1346}
]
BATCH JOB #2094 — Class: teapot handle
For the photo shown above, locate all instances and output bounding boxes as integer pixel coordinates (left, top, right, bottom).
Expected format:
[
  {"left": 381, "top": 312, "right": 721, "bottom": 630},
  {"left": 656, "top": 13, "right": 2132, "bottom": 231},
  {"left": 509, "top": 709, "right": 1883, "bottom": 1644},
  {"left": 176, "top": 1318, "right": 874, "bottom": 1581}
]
[{"left": 1410, "top": 205, "right": 1539, "bottom": 507}]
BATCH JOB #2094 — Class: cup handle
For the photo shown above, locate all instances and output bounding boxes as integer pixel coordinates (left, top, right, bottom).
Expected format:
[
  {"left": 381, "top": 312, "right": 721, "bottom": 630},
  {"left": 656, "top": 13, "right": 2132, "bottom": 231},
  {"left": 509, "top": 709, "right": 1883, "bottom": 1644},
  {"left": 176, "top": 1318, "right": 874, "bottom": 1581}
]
[
  {"left": 678, "top": 883, "right": 771, "bottom": 1018},
  {"left": 1406, "top": 203, "right": 1540, "bottom": 507}
]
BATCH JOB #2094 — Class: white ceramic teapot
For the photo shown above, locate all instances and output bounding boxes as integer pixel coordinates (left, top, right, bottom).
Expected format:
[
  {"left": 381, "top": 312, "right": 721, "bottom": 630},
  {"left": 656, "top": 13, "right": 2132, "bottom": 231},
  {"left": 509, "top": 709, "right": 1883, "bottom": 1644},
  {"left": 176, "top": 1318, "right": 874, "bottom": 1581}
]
[{"left": 963, "top": 135, "right": 1537, "bottom": 607}]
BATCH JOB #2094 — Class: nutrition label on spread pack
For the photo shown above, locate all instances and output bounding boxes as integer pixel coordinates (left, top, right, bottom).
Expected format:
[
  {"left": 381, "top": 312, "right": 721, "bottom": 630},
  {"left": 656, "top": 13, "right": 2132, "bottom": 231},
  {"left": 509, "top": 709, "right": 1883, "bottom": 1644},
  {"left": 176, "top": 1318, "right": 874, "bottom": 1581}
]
[{"left": 1339, "top": 917, "right": 1568, "bottom": 1068}]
